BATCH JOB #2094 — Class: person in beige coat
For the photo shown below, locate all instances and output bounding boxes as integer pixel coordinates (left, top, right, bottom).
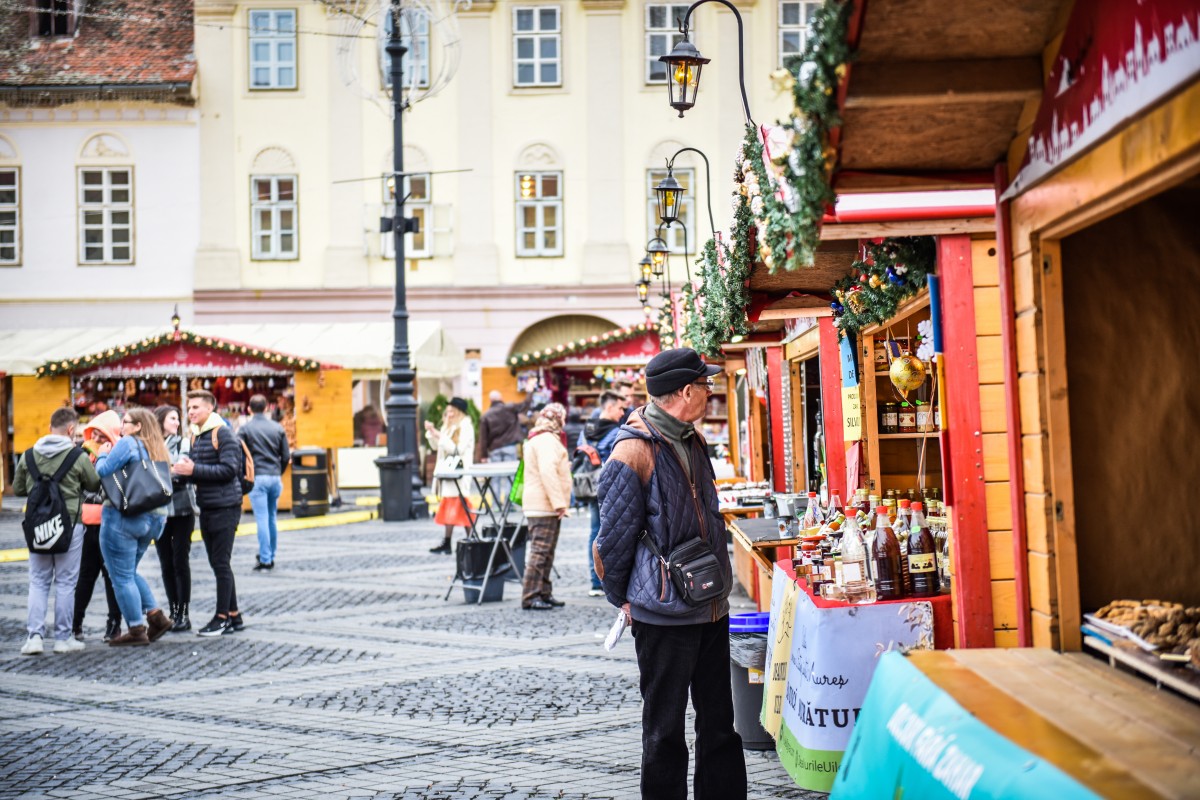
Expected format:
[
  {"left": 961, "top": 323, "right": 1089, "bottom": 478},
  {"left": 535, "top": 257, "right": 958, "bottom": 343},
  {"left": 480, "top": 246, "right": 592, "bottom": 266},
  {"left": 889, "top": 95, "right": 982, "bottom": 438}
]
[{"left": 520, "top": 403, "right": 571, "bottom": 610}]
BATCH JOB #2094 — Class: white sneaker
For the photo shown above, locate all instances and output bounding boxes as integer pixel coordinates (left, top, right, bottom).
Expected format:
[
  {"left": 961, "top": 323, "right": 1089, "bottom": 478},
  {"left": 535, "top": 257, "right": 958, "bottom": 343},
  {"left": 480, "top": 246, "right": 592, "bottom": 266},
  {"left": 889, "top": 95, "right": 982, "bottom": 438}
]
[
  {"left": 20, "top": 634, "right": 43, "bottom": 656},
  {"left": 53, "top": 636, "right": 85, "bottom": 654},
  {"left": 588, "top": 589, "right": 606, "bottom": 598}
]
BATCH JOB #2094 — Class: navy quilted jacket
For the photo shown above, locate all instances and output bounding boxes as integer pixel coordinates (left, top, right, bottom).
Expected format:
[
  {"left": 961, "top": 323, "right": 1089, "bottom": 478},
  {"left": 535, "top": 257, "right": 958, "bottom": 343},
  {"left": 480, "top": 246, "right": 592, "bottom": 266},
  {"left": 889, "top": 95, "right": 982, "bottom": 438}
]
[{"left": 593, "top": 409, "right": 731, "bottom": 626}]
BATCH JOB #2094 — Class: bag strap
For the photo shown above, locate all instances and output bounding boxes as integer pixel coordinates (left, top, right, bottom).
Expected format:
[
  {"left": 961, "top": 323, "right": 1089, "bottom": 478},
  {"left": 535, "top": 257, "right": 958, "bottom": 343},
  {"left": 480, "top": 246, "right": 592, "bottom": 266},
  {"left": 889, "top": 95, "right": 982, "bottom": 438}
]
[
  {"left": 50, "top": 447, "right": 84, "bottom": 482},
  {"left": 638, "top": 529, "right": 669, "bottom": 568},
  {"left": 24, "top": 449, "right": 41, "bottom": 481}
]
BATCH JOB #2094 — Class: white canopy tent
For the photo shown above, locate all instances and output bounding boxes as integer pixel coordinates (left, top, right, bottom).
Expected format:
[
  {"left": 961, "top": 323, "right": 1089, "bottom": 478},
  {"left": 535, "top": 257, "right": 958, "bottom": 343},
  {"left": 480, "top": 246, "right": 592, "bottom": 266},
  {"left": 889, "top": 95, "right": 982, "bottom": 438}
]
[{"left": 0, "top": 321, "right": 462, "bottom": 382}]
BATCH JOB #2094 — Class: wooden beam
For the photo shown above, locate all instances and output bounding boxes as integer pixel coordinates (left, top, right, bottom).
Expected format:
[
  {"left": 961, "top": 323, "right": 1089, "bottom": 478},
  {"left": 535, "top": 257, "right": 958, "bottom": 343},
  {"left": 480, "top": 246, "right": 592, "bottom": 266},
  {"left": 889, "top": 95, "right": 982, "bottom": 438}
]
[
  {"left": 820, "top": 217, "right": 996, "bottom": 241},
  {"left": 818, "top": 317, "right": 847, "bottom": 503},
  {"left": 834, "top": 170, "right": 995, "bottom": 194},
  {"left": 766, "top": 346, "right": 788, "bottom": 492},
  {"left": 845, "top": 58, "right": 1043, "bottom": 109},
  {"left": 758, "top": 307, "right": 834, "bottom": 321},
  {"left": 938, "top": 235, "right": 996, "bottom": 648}
]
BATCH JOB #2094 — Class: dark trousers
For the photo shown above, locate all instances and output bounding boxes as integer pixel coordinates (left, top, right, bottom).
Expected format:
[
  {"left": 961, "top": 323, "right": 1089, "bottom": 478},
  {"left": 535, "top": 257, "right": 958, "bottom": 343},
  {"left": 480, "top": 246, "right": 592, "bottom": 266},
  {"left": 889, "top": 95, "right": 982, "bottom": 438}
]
[
  {"left": 199, "top": 506, "right": 240, "bottom": 616},
  {"left": 521, "top": 516, "right": 561, "bottom": 606},
  {"left": 73, "top": 523, "right": 120, "bottom": 628},
  {"left": 633, "top": 616, "right": 746, "bottom": 800},
  {"left": 154, "top": 514, "right": 194, "bottom": 607}
]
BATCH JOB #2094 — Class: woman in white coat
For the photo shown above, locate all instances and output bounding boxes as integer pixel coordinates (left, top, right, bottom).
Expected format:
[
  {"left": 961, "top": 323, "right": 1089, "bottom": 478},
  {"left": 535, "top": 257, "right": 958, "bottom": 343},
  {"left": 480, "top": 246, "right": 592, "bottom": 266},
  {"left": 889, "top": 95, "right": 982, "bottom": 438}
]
[
  {"left": 424, "top": 397, "right": 475, "bottom": 554},
  {"left": 519, "top": 403, "right": 571, "bottom": 610}
]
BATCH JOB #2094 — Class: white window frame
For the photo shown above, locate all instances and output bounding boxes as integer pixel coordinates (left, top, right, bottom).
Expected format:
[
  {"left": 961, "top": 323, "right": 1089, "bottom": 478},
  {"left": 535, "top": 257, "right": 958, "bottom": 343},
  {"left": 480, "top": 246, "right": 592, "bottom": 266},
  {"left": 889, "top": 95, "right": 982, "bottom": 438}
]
[
  {"left": 379, "top": 8, "right": 430, "bottom": 89},
  {"left": 78, "top": 167, "right": 133, "bottom": 266},
  {"left": 0, "top": 168, "right": 20, "bottom": 266},
  {"left": 778, "top": 1, "right": 820, "bottom": 67},
  {"left": 646, "top": 168, "right": 695, "bottom": 254},
  {"left": 251, "top": 175, "right": 299, "bottom": 260},
  {"left": 249, "top": 9, "right": 298, "bottom": 90},
  {"left": 382, "top": 172, "right": 432, "bottom": 260},
  {"left": 512, "top": 6, "right": 561, "bottom": 88},
  {"left": 515, "top": 171, "right": 563, "bottom": 257},
  {"left": 645, "top": 4, "right": 691, "bottom": 84}
]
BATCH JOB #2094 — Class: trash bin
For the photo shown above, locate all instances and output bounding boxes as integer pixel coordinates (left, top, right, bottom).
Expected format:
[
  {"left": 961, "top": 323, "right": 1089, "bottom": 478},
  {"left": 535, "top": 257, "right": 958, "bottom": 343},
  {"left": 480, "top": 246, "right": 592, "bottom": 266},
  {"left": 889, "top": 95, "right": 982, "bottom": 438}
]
[
  {"left": 456, "top": 539, "right": 504, "bottom": 603},
  {"left": 291, "top": 448, "right": 328, "bottom": 518},
  {"left": 730, "top": 611, "right": 775, "bottom": 751}
]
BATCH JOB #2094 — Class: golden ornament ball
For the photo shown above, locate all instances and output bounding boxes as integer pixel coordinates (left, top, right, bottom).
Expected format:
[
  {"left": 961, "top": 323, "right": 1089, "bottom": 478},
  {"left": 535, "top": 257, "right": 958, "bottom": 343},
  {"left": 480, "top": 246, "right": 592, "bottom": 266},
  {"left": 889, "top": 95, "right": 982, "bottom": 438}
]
[
  {"left": 869, "top": 274, "right": 882, "bottom": 289},
  {"left": 889, "top": 353, "right": 928, "bottom": 393},
  {"left": 846, "top": 291, "right": 866, "bottom": 314}
]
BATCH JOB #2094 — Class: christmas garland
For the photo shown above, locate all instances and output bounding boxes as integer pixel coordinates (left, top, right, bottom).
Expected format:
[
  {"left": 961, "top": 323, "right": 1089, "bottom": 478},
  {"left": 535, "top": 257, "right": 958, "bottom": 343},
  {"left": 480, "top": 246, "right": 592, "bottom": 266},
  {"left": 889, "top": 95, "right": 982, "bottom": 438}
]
[
  {"left": 830, "top": 237, "right": 936, "bottom": 336},
  {"left": 38, "top": 330, "right": 322, "bottom": 378},
  {"left": 507, "top": 323, "right": 654, "bottom": 369},
  {"left": 752, "top": 0, "right": 852, "bottom": 272},
  {"left": 656, "top": 294, "right": 677, "bottom": 350}
]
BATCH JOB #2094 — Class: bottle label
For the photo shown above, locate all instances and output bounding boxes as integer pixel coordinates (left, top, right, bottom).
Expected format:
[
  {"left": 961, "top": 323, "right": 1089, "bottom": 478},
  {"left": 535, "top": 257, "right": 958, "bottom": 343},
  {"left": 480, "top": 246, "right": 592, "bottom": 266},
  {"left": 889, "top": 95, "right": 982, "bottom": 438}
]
[
  {"left": 909, "top": 553, "right": 936, "bottom": 573},
  {"left": 843, "top": 562, "right": 863, "bottom": 583}
]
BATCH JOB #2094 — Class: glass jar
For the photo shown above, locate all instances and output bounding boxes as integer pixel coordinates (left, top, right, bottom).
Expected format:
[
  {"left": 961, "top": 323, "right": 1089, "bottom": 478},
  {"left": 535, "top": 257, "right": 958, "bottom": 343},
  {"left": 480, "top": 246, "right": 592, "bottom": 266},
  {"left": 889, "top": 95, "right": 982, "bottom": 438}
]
[
  {"left": 898, "top": 402, "right": 917, "bottom": 433},
  {"left": 881, "top": 402, "right": 898, "bottom": 434}
]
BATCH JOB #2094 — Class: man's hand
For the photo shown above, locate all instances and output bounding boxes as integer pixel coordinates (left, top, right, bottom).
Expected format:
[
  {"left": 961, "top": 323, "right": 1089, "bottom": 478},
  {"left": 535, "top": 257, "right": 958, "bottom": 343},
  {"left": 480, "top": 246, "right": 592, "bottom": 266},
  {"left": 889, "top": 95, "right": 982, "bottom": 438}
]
[
  {"left": 172, "top": 456, "right": 194, "bottom": 476},
  {"left": 621, "top": 602, "right": 632, "bottom": 625}
]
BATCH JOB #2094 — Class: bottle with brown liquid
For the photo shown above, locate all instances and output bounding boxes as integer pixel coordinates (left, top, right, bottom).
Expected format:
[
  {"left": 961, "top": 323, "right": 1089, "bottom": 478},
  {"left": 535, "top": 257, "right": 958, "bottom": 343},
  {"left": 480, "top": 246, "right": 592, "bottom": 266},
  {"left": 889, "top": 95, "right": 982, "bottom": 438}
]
[
  {"left": 896, "top": 499, "right": 912, "bottom": 595},
  {"left": 870, "top": 505, "right": 904, "bottom": 600},
  {"left": 907, "top": 502, "right": 939, "bottom": 597}
]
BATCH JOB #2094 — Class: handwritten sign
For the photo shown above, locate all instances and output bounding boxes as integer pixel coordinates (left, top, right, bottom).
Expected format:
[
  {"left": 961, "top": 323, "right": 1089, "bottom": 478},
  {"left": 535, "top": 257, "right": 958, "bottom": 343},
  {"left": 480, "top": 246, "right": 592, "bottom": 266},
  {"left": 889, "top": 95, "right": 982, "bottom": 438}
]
[
  {"left": 838, "top": 334, "right": 858, "bottom": 388},
  {"left": 763, "top": 577, "right": 799, "bottom": 738},
  {"left": 841, "top": 387, "right": 862, "bottom": 442}
]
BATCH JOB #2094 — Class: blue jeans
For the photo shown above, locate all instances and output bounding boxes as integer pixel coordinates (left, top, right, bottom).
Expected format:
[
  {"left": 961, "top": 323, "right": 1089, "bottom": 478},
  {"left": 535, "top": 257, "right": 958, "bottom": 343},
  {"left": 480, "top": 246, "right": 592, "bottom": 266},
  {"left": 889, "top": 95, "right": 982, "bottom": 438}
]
[
  {"left": 250, "top": 474, "right": 283, "bottom": 564},
  {"left": 99, "top": 506, "right": 165, "bottom": 628},
  {"left": 588, "top": 501, "right": 602, "bottom": 590}
]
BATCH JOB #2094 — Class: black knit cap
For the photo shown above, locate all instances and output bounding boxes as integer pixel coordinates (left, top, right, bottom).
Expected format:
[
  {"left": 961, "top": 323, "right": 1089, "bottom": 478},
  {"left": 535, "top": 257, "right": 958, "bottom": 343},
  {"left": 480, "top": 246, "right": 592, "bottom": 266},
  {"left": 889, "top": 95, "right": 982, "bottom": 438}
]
[
  {"left": 644, "top": 348, "right": 721, "bottom": 397},
  {"left": 448, "top": 397, "right": 469, "bottom": 412}
]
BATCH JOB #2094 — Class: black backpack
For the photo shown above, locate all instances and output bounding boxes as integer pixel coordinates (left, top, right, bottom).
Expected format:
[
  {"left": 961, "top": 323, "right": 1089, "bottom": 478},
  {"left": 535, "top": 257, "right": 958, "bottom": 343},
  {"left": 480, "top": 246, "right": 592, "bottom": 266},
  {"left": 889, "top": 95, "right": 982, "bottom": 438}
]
[{"left": 22, "top": 447, "right": 83, "bottom": 555}]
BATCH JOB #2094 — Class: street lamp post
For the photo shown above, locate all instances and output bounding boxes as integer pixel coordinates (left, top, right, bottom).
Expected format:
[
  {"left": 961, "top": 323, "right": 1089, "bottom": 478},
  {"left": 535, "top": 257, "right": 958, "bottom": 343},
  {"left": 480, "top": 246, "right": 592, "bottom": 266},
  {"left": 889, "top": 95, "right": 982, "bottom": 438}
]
[
  {"left": 659, "top": 0, "right": 755, "bottom": 125},
  {"left": 654, "top": 147, "right": 717, "bottom": 241},
  {"left": 375, "top": 3, "right": 426, "bottom": 521}
]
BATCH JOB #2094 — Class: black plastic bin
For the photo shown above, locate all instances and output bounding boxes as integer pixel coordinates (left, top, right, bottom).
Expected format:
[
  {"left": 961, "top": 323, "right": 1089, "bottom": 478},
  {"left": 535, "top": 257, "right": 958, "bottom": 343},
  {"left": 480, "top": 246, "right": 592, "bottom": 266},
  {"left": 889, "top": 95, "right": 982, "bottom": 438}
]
[
  {"left": 456, "top": 539, "right": 504, "bottom": 603},
  {"left": 481, "top": 523, "right": 528, "bottom": 580},
  {"left": 729, "top": 612, "right": 775, "bottom": 751},
  {"left": 291, "top": 448, "right": 328, "bottom": 518}
]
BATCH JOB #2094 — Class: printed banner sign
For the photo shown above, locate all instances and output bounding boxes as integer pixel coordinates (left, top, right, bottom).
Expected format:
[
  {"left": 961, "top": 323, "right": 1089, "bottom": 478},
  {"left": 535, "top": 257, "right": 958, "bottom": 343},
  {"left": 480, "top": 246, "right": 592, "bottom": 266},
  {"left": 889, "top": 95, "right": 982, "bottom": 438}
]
[
  {"left": 1005, "top": 0, "right": 1200, "bottom": 198},
  {"left": 838, "top": 334, "right": 858, "bottom": 388},
  {"left": 831, "top": 653, "right": 1102, "bottom": 800},
  {"left": 841, "top": 387, "right": 862, "bottom": 442},
  {"left": 766, "top": 565, "right": 933, "bottom": 792}
]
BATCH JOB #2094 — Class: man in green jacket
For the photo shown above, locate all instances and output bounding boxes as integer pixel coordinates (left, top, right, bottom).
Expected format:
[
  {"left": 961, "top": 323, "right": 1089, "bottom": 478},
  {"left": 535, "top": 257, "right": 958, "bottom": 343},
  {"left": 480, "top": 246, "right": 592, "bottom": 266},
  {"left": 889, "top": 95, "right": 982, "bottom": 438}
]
[{"left": 13, "top": 407, "right": 100, "bottom": 655}]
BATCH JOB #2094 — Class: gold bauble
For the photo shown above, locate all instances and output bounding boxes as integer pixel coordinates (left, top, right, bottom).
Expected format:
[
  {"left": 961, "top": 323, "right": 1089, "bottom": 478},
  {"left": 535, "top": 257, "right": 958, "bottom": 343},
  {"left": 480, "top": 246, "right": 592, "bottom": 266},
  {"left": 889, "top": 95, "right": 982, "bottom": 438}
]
[
  {"left": 889, "top": 353, "right": 928, "bottom": 395},
  {"left": 845, "top": 291, "right": 866, "bottom": 314},
  {"left": 868, "top": 274, "right": 882, "bottom": 289}
]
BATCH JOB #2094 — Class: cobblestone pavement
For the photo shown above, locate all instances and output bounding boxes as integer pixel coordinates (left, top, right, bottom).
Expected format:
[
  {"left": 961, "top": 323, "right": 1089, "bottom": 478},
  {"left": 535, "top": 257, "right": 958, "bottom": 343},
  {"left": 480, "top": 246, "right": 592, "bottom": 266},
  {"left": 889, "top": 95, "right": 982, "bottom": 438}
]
[{"left": 0, "top": 507, "right": 822, "bottom": 800}]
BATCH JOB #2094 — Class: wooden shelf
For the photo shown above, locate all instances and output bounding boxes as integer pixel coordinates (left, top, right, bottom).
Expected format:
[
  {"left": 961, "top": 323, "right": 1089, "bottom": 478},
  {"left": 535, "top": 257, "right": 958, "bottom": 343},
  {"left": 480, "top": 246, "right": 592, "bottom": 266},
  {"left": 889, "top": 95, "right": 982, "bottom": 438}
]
[
  {"left": 878, "top": 432, "right": 940, "bottom": 439},
  {"left": 860, "top": 290, "right": 931, "bottom": 336},
  {"left": 1084, "top": 635, "right": 1200, "bottom": 703}
]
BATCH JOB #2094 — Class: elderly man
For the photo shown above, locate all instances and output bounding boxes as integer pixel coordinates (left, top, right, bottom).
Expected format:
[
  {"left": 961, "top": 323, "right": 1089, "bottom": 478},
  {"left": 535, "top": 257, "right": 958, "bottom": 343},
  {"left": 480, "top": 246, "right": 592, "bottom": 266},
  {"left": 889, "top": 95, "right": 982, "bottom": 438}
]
[
  {"left": 475, "top": 390, "right": 531, "bottom": 463},
  {"left": 593, "top": 348, "right": 744, "bottom": 800}
]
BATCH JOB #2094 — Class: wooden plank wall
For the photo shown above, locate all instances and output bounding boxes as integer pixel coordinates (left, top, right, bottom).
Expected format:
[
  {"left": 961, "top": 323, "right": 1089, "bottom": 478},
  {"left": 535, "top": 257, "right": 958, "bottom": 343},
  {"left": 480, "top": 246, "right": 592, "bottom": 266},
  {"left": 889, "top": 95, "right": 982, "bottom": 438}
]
[
  {"left": 1007, "top": 74, "right": 1200, "bottom": 652},
  {"left": 481, "top": 367, "right": 524, "bottom": 404},
  {"left": 294, "top": 369, "right": 355, "bottom": 449},
  {"left": 971, "top": 239, "right": 1018, "bottom": 647},
  {"left": 12, "top": 375, "right": 71, "bottom": 453}
]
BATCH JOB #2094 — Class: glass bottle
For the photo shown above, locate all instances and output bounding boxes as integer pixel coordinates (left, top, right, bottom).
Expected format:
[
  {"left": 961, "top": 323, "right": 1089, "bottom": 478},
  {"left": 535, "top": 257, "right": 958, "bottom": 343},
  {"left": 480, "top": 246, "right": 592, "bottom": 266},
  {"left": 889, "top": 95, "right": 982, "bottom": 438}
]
[
  {"left": 896, "top": 499, "right": 912, "bottom": 594},
  {"left": 907, "top": 502, "right": 939, "bottom": 597},
  {"left": 801, "top": 491, "right": 824, "bottom": 529},
  {"left": 839, "top": 510, "right": 874, "bottom": 604},
  {"left": 870, "top": 506, "right": 904, "bottom": 600}
]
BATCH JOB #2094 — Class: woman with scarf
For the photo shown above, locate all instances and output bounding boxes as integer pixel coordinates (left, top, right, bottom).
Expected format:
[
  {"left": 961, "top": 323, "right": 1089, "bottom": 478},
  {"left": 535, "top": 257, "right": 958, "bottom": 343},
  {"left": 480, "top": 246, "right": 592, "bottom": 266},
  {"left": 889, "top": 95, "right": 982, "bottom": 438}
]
[
  {"left": 519, "top": 403, "right": 571, "bottom": 611},
  {"left": 153, "top": 405, "right": 197, "bottom": 632},
  {"left": 424, "top": 397, "right": 475, "bottom": 554},
  {"left": 75, "top": 410, "right": 124, "bottom": 641}
]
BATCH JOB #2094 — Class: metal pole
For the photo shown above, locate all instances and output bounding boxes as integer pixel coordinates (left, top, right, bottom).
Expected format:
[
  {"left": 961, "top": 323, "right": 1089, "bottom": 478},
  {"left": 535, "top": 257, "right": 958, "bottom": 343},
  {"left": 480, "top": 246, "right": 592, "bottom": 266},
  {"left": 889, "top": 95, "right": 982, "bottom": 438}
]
[
  {"left": 375, "top": 3, "right": 426, "bottom": 520},
  {"left": 682, "top": 0, "right": 755, "bottom": 127},
  {"left": 667, "top": 147, "right": 717, "bottom": 242}
]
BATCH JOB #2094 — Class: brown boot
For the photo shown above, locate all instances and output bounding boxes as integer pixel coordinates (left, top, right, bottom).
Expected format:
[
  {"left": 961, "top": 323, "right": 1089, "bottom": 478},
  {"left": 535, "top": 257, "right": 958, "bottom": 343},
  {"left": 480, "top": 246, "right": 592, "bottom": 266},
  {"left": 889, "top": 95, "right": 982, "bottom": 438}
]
[
  {"left": 108, "top": 625, "right": 149, "bottom": 647},
  {"left": 146, "top": 609, "right": 172, "bottom": 642}
]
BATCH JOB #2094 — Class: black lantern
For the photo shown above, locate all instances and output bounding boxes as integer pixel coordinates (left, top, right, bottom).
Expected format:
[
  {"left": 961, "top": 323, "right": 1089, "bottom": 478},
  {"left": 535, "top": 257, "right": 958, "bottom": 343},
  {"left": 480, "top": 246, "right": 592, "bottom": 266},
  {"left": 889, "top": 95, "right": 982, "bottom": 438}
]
[
  {"left": 636, "top": 279, "right": 650, "bottom": 303},
  {"left": 659, "top": 36, "right": 709, "bottom": 118},
  {"left": 642, "top": 303, "right": 655, "bottom": 319},
  {"left": 638, "top": 255, "right": 654, "bottom": 281},
  {"left": 647, "top": 237, "right": 669, "bottom": 277},
  {"left": 170, "top": 303, "right": 181, "bottom": 332},
  {"left": 655, "top": 169, "right": 685, "bottom": 225}
]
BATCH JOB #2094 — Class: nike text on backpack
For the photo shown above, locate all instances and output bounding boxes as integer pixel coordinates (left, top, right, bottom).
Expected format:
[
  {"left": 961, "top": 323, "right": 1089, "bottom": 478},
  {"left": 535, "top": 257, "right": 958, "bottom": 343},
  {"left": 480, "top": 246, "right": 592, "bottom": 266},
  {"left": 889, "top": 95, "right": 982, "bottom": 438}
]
[
  {"left": 212, "top": 428, "right": 256, "bottom": 494},
  {"left": 22, "top": 448, "right": 83, "bottom": 554},
  {"left": 571, "top": 444, "right": 603, "bottom": 501}
]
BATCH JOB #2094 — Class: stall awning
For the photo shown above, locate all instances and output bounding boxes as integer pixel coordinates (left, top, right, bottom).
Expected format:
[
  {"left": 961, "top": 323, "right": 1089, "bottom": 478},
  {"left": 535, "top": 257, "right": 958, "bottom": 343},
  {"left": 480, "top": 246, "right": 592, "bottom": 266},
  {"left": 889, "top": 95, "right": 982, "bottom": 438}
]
[{"left": 0, "top": 321, "right": 462, "bottom": 379}]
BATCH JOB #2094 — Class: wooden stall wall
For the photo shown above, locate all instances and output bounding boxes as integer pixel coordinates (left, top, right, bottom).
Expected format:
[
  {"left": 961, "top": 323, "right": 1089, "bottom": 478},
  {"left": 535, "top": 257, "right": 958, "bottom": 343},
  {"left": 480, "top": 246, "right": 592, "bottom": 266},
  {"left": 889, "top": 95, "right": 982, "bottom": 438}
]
[
  {"left": 481, "top": 367, "right": 524, "bottom": 404},
  {"left": 1061, "top": 185, "right": 1200, "bottom": 610},
  {"left": 294, "top": 369, "right": 354, "bottom": 448},
  {"left": 970, "top": 239, "right": 1019, "bottom": 647},
  {"left": 13, "top": 376, "right": 70, "bottom": 453},
  {"left": 1009, "top": 78, "right": 1200, "bottom": 651}
]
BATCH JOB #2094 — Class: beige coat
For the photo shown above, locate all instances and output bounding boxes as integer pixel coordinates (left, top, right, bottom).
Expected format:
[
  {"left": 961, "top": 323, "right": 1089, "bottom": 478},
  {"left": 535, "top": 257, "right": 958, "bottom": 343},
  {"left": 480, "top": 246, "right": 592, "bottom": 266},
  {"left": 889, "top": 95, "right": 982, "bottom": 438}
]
[
  {"left": 521, "top": 430, "right": 571, "bottom": 515},
  {"left": 426, "top": 416, "right": 475, "bottom": 498}
]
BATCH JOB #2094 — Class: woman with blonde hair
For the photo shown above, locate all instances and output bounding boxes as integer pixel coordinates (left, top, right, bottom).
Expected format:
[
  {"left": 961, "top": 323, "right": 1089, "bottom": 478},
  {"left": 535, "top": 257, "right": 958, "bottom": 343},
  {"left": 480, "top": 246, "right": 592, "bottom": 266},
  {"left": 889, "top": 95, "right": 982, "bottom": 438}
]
[
  {"left": 94, "top": 407, "right": 173, "bottom": 646},
  {"left": 424, "top": 397, "right": 475, "bottom": 554},
  {"left": 520, "top": 403, "right": 572, "bottom": 610}
]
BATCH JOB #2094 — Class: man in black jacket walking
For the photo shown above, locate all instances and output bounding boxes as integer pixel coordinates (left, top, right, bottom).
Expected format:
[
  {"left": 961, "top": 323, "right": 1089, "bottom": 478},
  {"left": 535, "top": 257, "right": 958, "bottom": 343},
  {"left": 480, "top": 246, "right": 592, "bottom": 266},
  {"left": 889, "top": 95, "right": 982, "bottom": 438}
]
[
  {"left": 172, "top": 390, "right": 245, "bottom": 637},
  {"left": 240, "top": 394, "right": 290, "bottom": 571}
]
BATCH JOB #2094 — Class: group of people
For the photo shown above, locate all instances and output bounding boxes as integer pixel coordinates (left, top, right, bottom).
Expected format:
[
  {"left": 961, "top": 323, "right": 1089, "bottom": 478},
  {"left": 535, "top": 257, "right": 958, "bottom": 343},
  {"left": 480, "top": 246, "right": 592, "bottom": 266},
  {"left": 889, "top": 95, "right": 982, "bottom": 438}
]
[{"left": 16, "top": 388, "right": 291, "bottom": 652}]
